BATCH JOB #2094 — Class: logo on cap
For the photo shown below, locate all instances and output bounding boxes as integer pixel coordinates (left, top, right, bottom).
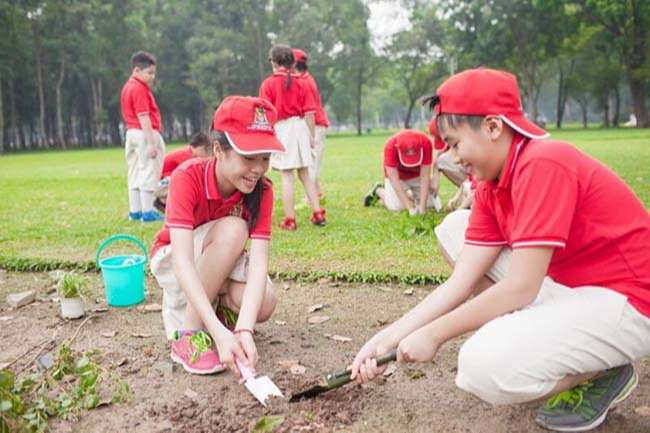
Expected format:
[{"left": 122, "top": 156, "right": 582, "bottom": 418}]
[{"left": 248, "top": 107, "right": 273, "bottom": 132}]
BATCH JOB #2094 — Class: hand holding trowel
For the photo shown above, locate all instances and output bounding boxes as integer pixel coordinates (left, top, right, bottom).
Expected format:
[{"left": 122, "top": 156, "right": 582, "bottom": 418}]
[
  {"left": 290, "top": 350, "right": 397, "bottom": 402},
  {"left": 235, "top": 358, "right": 284, "bottom": 406}
]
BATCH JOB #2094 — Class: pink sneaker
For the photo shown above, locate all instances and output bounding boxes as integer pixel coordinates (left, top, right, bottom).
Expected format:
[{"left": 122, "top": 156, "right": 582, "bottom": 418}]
[{"left": 170, "top": 330, "right": 226, "bottom": 375}]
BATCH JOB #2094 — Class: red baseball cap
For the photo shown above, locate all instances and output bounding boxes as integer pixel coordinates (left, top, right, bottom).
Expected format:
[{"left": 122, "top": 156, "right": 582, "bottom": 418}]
[
  {"left": 292, "top": 48, "right": 307, "bottom": 64},
  {"left": 434, "top": 68, "right": 548, "bottom": 139},
  {"left": 395, "top": 136, "right": 424, "bottom": 167},
  {"left": 212, "top": 96, "right": 286, "bottom": 154},
  {"left": 427, "top": 119, "right": 447, "bottom": 151}
]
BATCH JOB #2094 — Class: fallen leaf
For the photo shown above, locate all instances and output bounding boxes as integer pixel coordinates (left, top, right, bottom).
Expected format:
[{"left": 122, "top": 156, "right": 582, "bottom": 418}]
[
  {"left": 331, "top": 335, "right": 352, "bottom": 343},
  {"left": 404, "top": 367, "right": 426, "bottom": 380},
  {"left": 317, "top": 277, "right": 330, "bottom": 285},
  {"left": 115, "top": 358, "right": 128, "bottom": 367},
  {"left": 403, "top": 288, "right": 415, "bottom": 296},
  {"left": 142, "top": 346, "right": 153, "bottom": 357},
  {"left": 307, "top": 315, "right": 330, "bottom": 325},
  {"left": 131, "top": 332, "right": 152, "bottom": 338},
  {"left": 143, "top": 303, "right": 162, "bottom": 313},
  {"left": 0, "top": 363, "right": 9, "bottom": 370},
  {"left": 274, "top": 320, "right": 287, "bottom": 326},
  {"left": 184, "top": 388, "right": 199, "bottom": 400},
  {"left": 277, "top": 359, "right": 300, "bottom": 369},
  {"left": 101, "top": 331, "right": 117, "bottom": 338},
  {"left": 383, "top": 364, "right": 398, "bottom": 377},
  {"left": 0, "top": 316, "right": 13, "bottom": 322},
  {"left": 635, "top": 406, "right": 650, "bottom": 417},
  {"left": 307, "top": 303, "right": 324, "bottom": 313},
  {"left": 283, "top": 283, "right": 290, "bottom": 291},
  {"left": 93, "top": 307, "right": 109, "bottom": 313},
  {"left": 290, "top": 364, "right": 306, "bottom": 375},
  {"left": 375, "top": 319, "right": 388, "bottom": 327}
]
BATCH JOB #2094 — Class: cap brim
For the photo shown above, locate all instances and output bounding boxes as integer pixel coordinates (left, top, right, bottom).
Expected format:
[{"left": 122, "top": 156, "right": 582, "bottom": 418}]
[
  {"left": 499, "top": 114, "right": 549, "bottom": 140},
  {"left": 397, "top": 149, "right": 423, "bottom": 167},
  {"left": 225, "top": 131, "right": 286, "bottom": 154}
]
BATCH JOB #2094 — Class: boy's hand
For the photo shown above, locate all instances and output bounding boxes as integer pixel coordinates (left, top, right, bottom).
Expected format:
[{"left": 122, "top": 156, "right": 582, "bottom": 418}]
[
  {"left": 350, "top": 337, "right": 393, "bottom": 384},
  {"left": 397, "top": 326, "right": 440, "bottom": 363},
  {"left": 408, "top": 206, "right": 418, "bottom": 217},
  {"left": 235, "top": 331, "right": 258, "bottom": 372},
  {"left": 147, "top": 143, "right": 158, "bottom": 159},
  {"left": 214, "top": 329, "right": 247, "bottom": 379}
]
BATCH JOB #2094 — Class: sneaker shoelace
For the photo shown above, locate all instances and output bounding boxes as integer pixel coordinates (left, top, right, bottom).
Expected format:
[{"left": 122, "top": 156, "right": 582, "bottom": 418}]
[
  {"left": 188, "top": 331, "right": 213, "bottom": 363},
  {"left": 546, "top": 381, "right": 593, "bottom": 411}
]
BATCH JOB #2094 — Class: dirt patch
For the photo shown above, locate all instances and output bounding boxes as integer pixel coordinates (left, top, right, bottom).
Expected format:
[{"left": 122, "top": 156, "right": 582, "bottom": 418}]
[{"left": 2, "top": 271, "right": 649, "bottom": 433}]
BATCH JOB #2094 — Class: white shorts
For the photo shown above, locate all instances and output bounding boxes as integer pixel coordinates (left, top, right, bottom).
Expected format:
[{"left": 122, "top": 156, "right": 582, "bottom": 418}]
[
  {"left": 271, "top": 117, "right": 313, "bottom": 170},
  {"left": 435, "top": 210, "right": 650, "bottom": 405},
  {"left": 150, "top": 221, "right": 253, "bottom": 338},
  {"left": 383, "top": 177, "right": 441, "bottom": 211},
  {"left": 308, "top": 125, "right": 327, "bottom": 182},
  {"left": 125, "top": 129, "right": 165, "bottom": 191},
  {"left": 436, "top": 150, "right": 467, "bottom": 182}
]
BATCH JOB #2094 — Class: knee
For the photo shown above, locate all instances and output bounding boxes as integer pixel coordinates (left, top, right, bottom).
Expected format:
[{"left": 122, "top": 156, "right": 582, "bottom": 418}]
[
  {"left": 434, "top": 210, "right": 470, "bottom": 262},
  {"left": 456, "top": 335, "right": 527, "bottom": 405},
  {"left": 256, "top": 280, "right": 277, "bottom": 323},
  {"left": 204, "top": 217, "right": 248, "bottom": 252}
]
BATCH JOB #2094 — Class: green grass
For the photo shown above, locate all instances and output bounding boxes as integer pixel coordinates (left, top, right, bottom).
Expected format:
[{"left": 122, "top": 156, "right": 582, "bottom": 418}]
[{"left": 0, "top": 127, "right": 649, "bottom": 279}]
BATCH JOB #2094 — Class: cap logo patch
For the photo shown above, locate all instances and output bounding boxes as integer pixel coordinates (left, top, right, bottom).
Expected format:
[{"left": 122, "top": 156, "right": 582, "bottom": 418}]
[
  {"left": 404, "top": 148, "right": 417, "bottom": 156},
  {"left": 248, "top": 107, "right": 274, "bottom": 132}
]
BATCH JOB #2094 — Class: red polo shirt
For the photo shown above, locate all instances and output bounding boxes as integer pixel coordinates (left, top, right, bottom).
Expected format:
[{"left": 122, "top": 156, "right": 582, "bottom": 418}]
[
  {"left": 259, "top": 68, "right": 316, "bottom": 120},
  {"left": 120, "top": 76, "right": 162, "bottom": 131},
  {"left": 383, "top": 130, "right": 434, "bottom": 180},
  {"left": 465, "top": 136, "right": 650, "bottom": 317},
  {"left": 151, "top": 158, "right": 274, "bottom": 258},
  {"left": 161, "top": 146, "right": 194, "bottom": 179},
  {"left": 301, "top": 72, "right": 329, "bottom": 127}
]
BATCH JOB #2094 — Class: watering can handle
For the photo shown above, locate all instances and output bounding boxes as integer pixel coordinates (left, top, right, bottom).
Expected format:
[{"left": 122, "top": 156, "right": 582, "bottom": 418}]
[{"left": 96, "top": 234, "right": 149, "bottom": 268}]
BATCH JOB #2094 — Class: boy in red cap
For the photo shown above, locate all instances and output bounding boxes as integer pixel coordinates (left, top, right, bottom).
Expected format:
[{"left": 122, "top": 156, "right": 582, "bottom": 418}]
[
  {"left": 292, "top": 48, "right": 329, "bottom": 199},
  {"left": 120, "top": 51, "right": 165, "bottom": 222},
  {"left": 351, "top": 68, "right": 650, "bottom": 432},
  {"left": 153, "top": 132, "right": 212, "bottom": 212},
  {"left": 150, "top": 96, "right": 285, "bottom": 378},
  {"left": 364, "top": 129, "right": 442, "bottom": 215}
]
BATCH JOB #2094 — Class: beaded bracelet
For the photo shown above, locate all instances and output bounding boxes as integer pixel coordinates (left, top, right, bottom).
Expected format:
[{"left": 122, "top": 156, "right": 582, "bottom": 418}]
[{"left": 234, "top": 328, "right": 255, "bottom": 335}]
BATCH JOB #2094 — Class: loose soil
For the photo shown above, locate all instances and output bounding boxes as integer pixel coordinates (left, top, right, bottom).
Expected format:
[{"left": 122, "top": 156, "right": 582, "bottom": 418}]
[{"left": 1, "top": 271, "right": 649, "bottom": 433}]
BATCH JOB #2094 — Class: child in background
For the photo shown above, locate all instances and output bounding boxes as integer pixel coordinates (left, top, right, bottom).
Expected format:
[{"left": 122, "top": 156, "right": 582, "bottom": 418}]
[
  {"left": 292, "top": 48, "right": 329, "bottom": 200},
  {"left": 120, "top": 51, "right": 165, "bottom": 222},
  {"left": 150, "top": 96, "right": 285, "bottom": 377},
  {"left": 364, "top": 129, "right": 442, "bottom": 215},
  {"left": 259, "top": 44, "right": 326, "bottom": 230},
  {"left": 352, "top": 68, "right": 650, "bottom": 432},
  {"left": 153, "top": 132, "right": 212, "bottom": 213}
]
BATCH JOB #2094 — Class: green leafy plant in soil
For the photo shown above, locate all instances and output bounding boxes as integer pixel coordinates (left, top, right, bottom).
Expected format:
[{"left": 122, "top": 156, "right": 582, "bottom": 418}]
[
  {"left": 0, "top": 344, "right": 130, "bottom": 433},
  {"left": 58, "top": 273, "right": 88, "bottom": 299}
]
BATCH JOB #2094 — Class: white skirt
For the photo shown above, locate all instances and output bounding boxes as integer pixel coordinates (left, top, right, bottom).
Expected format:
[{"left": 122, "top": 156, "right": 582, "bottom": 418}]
[{"left": 271, "top": 116, "right": 313, "bottom": 170}]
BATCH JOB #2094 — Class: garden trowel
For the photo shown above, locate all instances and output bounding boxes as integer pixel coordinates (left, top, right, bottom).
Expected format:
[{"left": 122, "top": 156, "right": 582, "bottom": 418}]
[
  {"left": 235, "top": 358, "right": 284, "bottom": 406},
  {"left": 289, "top": 350, "right": 397, "bottom": 402}
]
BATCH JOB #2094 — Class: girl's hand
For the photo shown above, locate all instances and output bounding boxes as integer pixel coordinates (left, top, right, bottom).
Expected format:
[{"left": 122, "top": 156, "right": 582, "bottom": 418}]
[
  {"left": 408, "top": 206, "right": 418, "bottom": 217},
  {"left": 350, "top": 335, "right": 393, "bottom": 384},
  {"left": 397, "top": 327, "right": 440, "bottom": 364},
  {"left": 235, "top": 330, "right": 259, "bottom": 371},
  {"left": 147, "top": 143, "right": 158, "bottom": 159},
  {"left": 214, "top": 330, "right": 247, "bottom": 378}
]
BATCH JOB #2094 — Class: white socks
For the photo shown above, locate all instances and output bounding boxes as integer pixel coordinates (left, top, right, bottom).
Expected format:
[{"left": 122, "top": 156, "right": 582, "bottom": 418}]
[
  {"left": 140, "top": 190, "right": 154, "bottom": 213},
  {"left": 128, "top": 189, "right": 142, "bottom": 213}
]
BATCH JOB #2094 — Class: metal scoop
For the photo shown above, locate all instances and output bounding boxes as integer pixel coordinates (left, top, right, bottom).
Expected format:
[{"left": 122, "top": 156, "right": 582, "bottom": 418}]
[{"left": 235, "top": 358, "right": 284, "bottom": 406}]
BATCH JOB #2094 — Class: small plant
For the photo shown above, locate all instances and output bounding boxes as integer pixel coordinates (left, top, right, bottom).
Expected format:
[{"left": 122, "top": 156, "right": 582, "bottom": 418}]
[{"left": 58, "top": 273, "right": 87, "bottom": 299}]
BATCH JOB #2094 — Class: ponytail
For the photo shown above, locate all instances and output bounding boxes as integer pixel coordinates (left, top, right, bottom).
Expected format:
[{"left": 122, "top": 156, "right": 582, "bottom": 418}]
[
  {"left": 211, "top": 130, "right": 264, "bottom": 230},
  {"left": 285, "top": 71, "right": 292, "bottom": 90}
]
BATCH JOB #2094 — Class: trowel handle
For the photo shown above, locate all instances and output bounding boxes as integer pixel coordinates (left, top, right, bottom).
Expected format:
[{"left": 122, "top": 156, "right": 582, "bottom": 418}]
[
  {"left": 325, "top": 350, "right": 397, "bottom": 389},
  {"left": 235, "top": 358, "right": 255, "bottom": 381}
]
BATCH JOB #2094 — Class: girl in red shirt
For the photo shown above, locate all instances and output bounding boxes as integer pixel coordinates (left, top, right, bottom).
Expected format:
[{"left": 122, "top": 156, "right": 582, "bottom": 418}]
[{"left": 259, "top": 44, "right": 326, "bottom": 229}]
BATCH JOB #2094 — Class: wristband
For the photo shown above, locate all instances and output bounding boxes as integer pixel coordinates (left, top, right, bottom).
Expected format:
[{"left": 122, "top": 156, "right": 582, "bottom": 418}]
[{"left": 234, "top": 328, "right": 255, "bottom": 335}]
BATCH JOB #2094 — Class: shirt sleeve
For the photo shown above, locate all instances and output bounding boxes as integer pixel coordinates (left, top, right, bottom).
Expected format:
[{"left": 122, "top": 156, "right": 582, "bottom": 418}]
[
  {"left": 300, "top": 80, "right": 317, "bottom": 114},
  {"left": 132, "top": 87, "right": 150, "bottom": 116},
  {"left": 259, "top": 79, "right": 274, "bottom": 105},
  {"left": 250, "top": 180, "right": 274, "bottom": 240},
  {"left": 165, "top": 169, "right": 198, "bottom": 230},
  {"left": 383, "top": 139, "right": 399, "bottom": 168},
  {"left": 465, "top": 185, "right": 508, "bottom": 246},
  {"left": 422, "top": 136, "right": 433, "bottom": 166},
  {"left": 510, "top": 159, "right": 578, "bottom": 249}
]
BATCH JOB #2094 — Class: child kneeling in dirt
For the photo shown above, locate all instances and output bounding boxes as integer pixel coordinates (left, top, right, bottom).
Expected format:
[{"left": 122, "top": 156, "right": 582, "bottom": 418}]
[
  {"left": 351, "top": 68, "right": 650, "bottom": 432},
  {"left": 364, "top": 129, "right": 442, "bottom": 215},
  {"left": 150, "top": 96, "right": 286, "bottom": 377}
]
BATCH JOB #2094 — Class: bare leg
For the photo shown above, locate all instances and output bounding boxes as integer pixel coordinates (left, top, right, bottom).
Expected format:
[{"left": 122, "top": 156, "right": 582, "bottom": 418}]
[
  {"left": 218, "top": 280, "right": 277, "bottom": 323},
  {"left": 181, "top": 217, "right": 248, "bottom": 330},
  {"left": 297, "top": 167, "right": 321, "bottom": 211},
  {"left": 280, "top": 170, "right": 296, "bottom": 219}
]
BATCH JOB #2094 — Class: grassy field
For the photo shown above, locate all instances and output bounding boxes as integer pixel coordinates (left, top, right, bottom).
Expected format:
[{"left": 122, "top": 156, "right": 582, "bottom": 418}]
[{"left": 1, "top": 127, "right": 649, "bottom": 279}]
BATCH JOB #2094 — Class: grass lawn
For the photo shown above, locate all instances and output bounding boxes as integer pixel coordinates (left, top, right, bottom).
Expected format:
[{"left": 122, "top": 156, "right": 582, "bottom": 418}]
[{"left": 0, "top": 127, "right": 649, "bottom": 279}]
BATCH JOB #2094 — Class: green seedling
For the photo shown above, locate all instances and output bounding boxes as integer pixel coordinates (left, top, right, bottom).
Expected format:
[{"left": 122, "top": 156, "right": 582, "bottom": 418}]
[{"left": 58, "top": 273, "right": 88, "bottom": 299}]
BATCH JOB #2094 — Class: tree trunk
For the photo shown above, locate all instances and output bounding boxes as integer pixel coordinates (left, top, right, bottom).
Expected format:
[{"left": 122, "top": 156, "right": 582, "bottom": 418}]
[
  {"left": 556, "top": 68, "right": 565, "bottom": 129},
  {"left": 33, "top": 19, "right": 47, "bottom": 148},
  {"left": 0, "top": 74, "right": 4, "bottom": 153},
  {"left": 613, "top": 87, "right": 620, "bottom": 127},
  {"left": 254, "top": 21, "right": 265, "bottom": 84},
  {"left": 627, "top": 69, "right": 649, "bottom": 128},
  {"left": 9, "top": 78, "right": 19, "bottom": 150},
  {"left": 55, "top": 50, "right": 66, "bottom": 149},
  {"left": 580, "top": 101, "right": 588, "bottom": 128},
  {"left": 356, "top": 66, "right": 363, "bottom": 136},
  {"left": 404, "top": 98, "right": 416, "bottom": 129},
  {"left": 602, "top": 98, "right": 610, "bottom": 128}
]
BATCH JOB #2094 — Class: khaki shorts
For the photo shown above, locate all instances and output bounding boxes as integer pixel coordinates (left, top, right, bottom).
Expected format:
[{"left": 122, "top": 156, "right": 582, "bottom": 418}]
[
  {"left": 271, "top": 117, "right": 313, "bottom": 170},
  {"left": 125, "top": 129, "right": 165, "bottom": 191},
  {"left": 150, "top": 220, "right": 254, "bottom": 338},
  {"left": 308, "top": 125, "right": 327, "bottom": 182},
  {"left": 436, "top": 151, "right": 467, "bottom": 182},
  {"left": 383, "top": 177, "right": 441, "bottom": 211},
  {"left": 435, "top": 210, "right": 650, "bottom": 405}
]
